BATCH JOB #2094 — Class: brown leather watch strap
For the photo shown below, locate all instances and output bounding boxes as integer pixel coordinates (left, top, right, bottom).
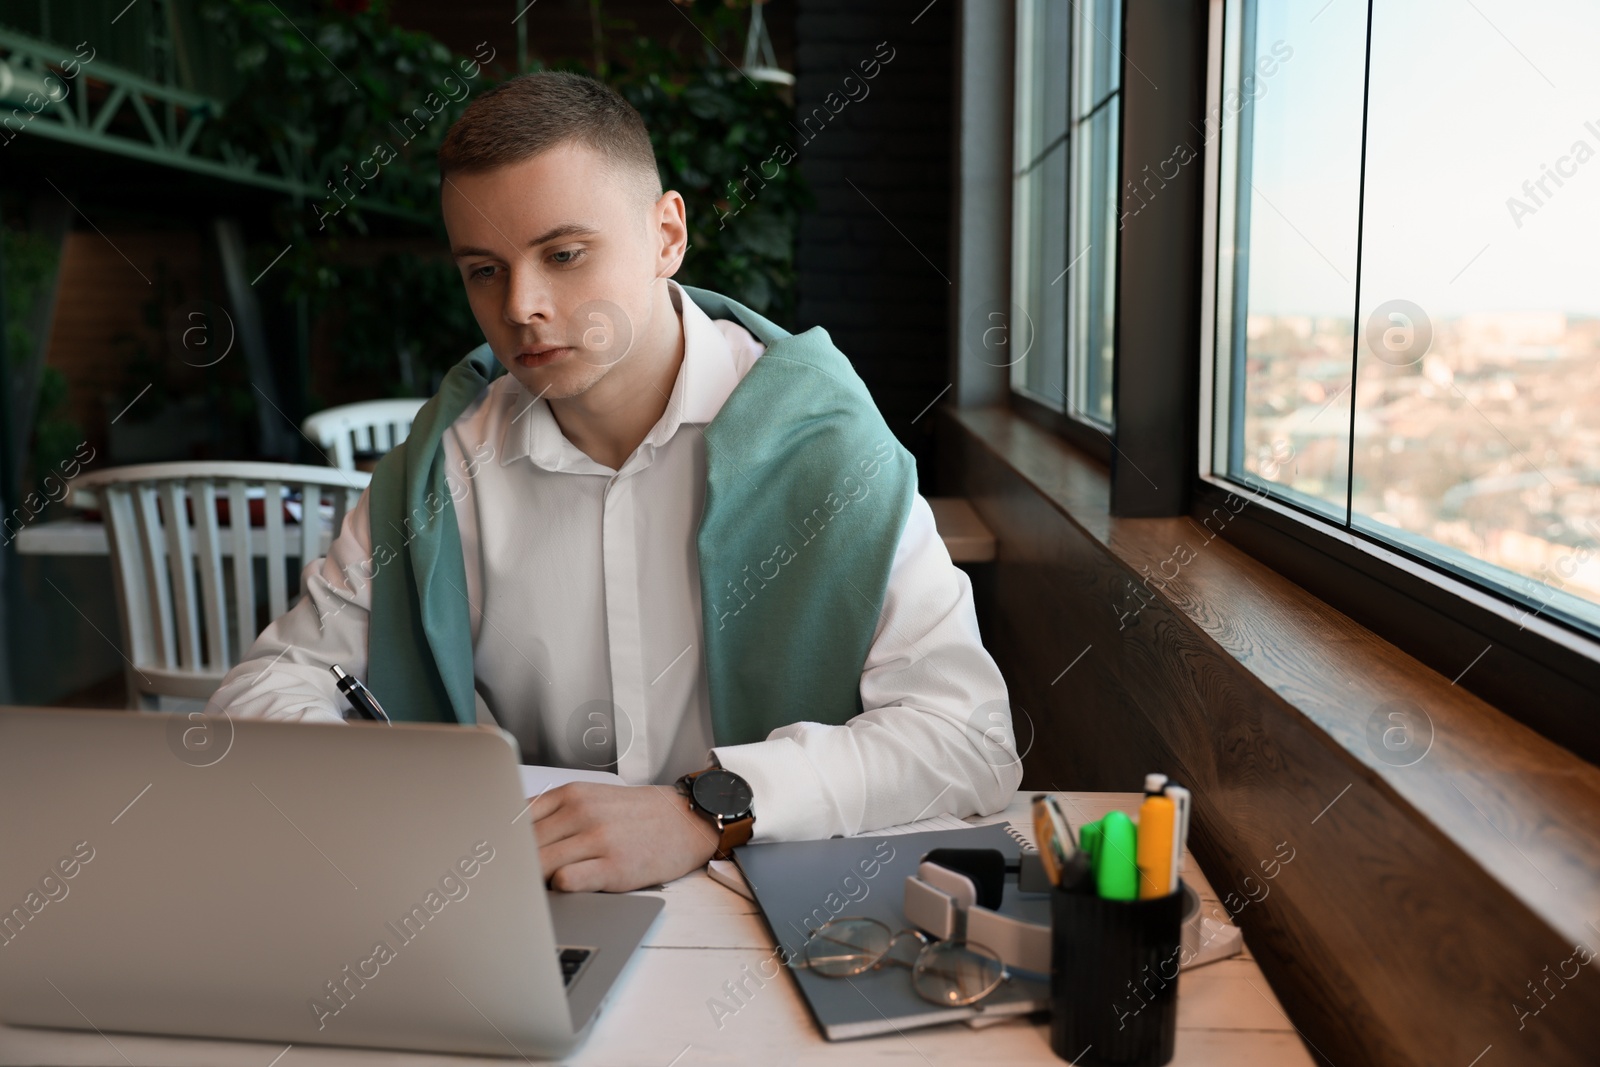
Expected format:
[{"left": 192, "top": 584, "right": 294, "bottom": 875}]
[{"left": 714, "top": 815, "right": 754, "bottom": 861}]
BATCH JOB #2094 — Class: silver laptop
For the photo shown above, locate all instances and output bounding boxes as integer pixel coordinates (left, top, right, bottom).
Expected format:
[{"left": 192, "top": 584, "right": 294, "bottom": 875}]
[{"left": 0, "top": 707, "right": 662, "bottom": 1058}]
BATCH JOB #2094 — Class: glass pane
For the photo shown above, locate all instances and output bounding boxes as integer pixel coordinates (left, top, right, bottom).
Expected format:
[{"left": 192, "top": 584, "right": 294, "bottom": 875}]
[
  {"left": 1017, "top": 0, "right": 1070, "bottom": 164},
  {"left": 1013, "top": 140, "right": 1069, "bottom": 404},
  {"left": 1070, "top": 97, "right": 1118, "bottom": 426},
  {"left": 1073, "top": 0, "right": 1121, "bottom": 117},
  {"left": 1222, "top": 1, "right": 1366, "bottom": 520},
  {"left": 1352, "top": 0, "right": 1600, "bottom": 632},
  {"left": 1011, "top": 0, "right": 1118, "bottom": 423}
]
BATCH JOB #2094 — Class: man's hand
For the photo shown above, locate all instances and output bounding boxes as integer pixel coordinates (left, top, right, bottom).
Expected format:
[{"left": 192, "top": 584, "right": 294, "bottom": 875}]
[{"left": 529, "top": 782, "right": 721, "bottom": 892}]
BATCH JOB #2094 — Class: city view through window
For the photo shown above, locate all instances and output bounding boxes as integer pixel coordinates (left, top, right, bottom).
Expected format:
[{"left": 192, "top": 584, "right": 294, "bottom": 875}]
[{"left": 1222, "top": 0, "right": 1600, "bottom": 635}]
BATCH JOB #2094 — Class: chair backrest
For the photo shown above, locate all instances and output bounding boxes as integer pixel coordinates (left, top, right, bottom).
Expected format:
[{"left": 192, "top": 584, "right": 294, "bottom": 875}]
[
  {"left": 69, "top": 462, "right": 371, "bottom": 707},
  {"left": 302, "top": 398, "right": 428, "bottom": 471}
]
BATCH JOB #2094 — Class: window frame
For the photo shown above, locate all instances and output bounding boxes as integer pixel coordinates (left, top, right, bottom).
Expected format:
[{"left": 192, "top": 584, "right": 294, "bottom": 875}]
[
  {"left": 1006, "top": 0, "right": 1120, "bottom": 460},
  {"left": 1194, "top": 0, "right": 1600, "bottom": 760},
  {"left": 1064, "top": 0, "right": 1121, "bottom": 432}
]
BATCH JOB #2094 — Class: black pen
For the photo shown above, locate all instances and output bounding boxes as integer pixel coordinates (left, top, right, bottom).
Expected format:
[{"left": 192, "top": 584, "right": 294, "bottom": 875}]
[{"left": 330, "top": 664, "right": 392, "bottom": 724}]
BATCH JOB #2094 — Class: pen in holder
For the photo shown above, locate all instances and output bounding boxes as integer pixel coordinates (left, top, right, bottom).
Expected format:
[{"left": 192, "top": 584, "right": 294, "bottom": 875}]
[{"left": 1049, "top": 880, "right": 1187, "bottom": 1067}]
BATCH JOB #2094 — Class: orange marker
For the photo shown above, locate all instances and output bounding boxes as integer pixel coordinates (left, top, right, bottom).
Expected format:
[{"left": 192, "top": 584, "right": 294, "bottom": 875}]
[
  {"left": 1136, "top": 773, "right": 1176, "bottom": 898},
  {"left": 1032, "top": 794, "right": 1062, "bottom": 886}
]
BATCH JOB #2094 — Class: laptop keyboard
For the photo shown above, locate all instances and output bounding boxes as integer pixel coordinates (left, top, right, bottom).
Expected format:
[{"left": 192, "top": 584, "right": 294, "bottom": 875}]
[{"left": 558, "top": 946, "right": 593, "bottom": 987}]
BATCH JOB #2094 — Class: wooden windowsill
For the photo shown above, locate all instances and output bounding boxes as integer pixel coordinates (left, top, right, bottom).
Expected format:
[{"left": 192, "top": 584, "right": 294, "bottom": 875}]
[{"left": 948, "top": 404, "right": 1600, "bottom": 961}]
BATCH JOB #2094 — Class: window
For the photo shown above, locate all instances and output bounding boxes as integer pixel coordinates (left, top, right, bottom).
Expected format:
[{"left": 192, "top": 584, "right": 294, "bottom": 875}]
[
  {"left": 1011, "top": 0, "right": 1121, "bottom": 428},
  {"left": 1208, "top": 0, "right": 1600, "bottom": 640}
]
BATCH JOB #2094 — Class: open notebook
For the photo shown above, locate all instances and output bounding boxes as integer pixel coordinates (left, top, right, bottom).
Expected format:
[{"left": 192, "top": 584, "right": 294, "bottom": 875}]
[{"left": 518, "top": 763, "right": 622, "bottom": 797}]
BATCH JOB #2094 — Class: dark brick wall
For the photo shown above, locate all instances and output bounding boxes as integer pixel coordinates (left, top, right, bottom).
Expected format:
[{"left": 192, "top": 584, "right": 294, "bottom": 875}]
[{"left": 792, "top": 0, "right": 955, "bottom": 488}]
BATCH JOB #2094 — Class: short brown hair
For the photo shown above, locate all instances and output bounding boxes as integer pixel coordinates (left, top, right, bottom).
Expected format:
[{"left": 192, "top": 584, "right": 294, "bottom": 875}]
[{"left": 438, "top": 71, "right": 662, "bottom": 205}]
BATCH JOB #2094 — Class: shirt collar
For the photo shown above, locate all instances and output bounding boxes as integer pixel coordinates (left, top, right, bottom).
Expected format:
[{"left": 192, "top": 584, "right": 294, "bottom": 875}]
[{"left": 497, "top": 279, "right": 741, "bottom": 472}]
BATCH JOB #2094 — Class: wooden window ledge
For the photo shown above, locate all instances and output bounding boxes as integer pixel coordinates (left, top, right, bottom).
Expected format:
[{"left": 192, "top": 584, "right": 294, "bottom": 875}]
[{"left": 939, "top": 405, "right": 1600, "bottom": 1067}]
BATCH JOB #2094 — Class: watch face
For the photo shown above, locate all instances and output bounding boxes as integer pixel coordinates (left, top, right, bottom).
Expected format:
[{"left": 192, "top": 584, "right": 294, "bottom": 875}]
[{"left": 691, "top": 768, "right": 754, "bottom": 819}]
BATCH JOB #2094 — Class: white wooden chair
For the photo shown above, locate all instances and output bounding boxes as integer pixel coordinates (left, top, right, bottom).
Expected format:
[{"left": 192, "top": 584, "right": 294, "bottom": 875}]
[
  {"left": 68, "top": 462, "right": 370, "bottom": 710},
  {"left": 302, "top": 398, "right": 427, "bottom": 471}
]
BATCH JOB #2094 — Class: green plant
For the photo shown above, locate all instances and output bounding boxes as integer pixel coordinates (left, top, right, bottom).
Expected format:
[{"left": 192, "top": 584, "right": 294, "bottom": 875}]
[
  {"left": 545, "top": 0, "right": 811, "bottom": 322},
  {"left": 312, "top": 251, "right": 479, "bottom": 399},
  {"left": 0, "top": 225, "right": 81, "bottom": 492},
  {"left": 197, "top": 0, "right": 492, "bottom": 394},
  {"left": 29, "top": 365, "right": 80, "bottom": 487},
  {"left": 106, "top": 262, "right": 256, "bottom": 457},
  {"left": 198, "top": 0, "right": 473, "bottom": 239},
  {"left": 597, "top": 31, "right": 813, "bottom": 324},
  {"left": 1, "top": 228, "right": 56, "bottom": 371},
  {"left": 200, "top": 0, "right": 808, "bottom": 405}
]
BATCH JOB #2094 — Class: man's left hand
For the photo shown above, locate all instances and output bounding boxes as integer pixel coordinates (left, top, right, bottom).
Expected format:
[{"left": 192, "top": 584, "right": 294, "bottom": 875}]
[{"left": 529, "top": 783, "right": 721, "bottom": 892}]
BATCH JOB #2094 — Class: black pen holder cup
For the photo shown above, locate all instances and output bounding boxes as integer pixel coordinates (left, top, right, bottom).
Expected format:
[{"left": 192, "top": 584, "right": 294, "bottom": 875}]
[{"left": 1048, "top": 880, "right": 1185, "bottom": 1066}]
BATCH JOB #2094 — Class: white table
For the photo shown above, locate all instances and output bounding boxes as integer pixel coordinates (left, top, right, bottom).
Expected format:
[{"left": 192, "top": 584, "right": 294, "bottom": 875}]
[
  {"left": 11, "top": 517, "right": 342, "bottom": 558},
  {"left": 13, "top": 499, "right": 994, "bottom": 563},
  {"left": 0, "top": 793, "right": 1314, "bottom": 1066},
  {"left": 12, "top": 517, "right": 118, "bottom": 556}
]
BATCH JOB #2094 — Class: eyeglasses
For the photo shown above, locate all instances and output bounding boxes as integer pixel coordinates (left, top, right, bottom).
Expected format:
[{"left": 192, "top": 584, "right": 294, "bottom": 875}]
[{"left": 794, "top": 916, "right": 1010, "bottom": 1007}]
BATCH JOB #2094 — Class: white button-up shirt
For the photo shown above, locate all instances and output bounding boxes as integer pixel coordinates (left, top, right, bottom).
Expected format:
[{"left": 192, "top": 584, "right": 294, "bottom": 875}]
[{"left": 210, "top": 280, "right": 1020, "bottom": 841}]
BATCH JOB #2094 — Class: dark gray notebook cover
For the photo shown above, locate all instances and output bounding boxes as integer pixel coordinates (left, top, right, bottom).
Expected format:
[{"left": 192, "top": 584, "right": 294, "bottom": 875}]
[{"left": 734, "top": 822, "right": 1051, "bottom": 1040}]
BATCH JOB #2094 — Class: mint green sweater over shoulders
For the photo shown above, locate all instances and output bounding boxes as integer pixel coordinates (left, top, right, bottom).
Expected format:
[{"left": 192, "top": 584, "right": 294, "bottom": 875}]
[{"left": 364, "top": 285, "right": 917, "bottom": 747}]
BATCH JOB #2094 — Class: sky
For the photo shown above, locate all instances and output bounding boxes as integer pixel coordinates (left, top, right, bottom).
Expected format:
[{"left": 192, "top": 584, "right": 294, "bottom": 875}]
[{"left": 1239, "top": 0, "right": 1600, "bottom": 319}]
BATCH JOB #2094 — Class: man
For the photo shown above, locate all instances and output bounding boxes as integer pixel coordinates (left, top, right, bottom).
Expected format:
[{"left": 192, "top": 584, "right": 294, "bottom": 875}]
[{"left": 211, "top": 71, "right": 1018, "bottom": 893}]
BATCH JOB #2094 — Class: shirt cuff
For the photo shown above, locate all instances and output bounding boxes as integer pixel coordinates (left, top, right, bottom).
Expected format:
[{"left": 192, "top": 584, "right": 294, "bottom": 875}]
[
  {"left": 712, "top": 736, "right": 832, "bottom": 843},
  {"left": 212, "top": 666, "right": 348, "bottom": 724}
]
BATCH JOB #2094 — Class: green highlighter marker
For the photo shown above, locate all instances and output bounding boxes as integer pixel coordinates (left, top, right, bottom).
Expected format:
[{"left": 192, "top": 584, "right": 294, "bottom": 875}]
[
  {"left": 1095, "top": 810, "right": 1140, "bottom": 901},
  {"left": 1079, "top": 818, "right": 1103, "bottom": 869}
]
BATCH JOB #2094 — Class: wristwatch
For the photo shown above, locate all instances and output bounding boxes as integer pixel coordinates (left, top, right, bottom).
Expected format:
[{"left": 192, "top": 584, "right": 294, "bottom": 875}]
[{"left": 675, "top": 766, "right": 756, "bottom": 860}]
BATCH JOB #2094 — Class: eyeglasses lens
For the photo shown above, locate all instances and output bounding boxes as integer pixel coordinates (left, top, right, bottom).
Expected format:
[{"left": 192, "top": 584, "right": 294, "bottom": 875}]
[
  {"left": 803, "top": 918, "right": 891, "bottom": 977},
  {"left": 912, "top": 940, "right": 1005, "bottom": 1006}
]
